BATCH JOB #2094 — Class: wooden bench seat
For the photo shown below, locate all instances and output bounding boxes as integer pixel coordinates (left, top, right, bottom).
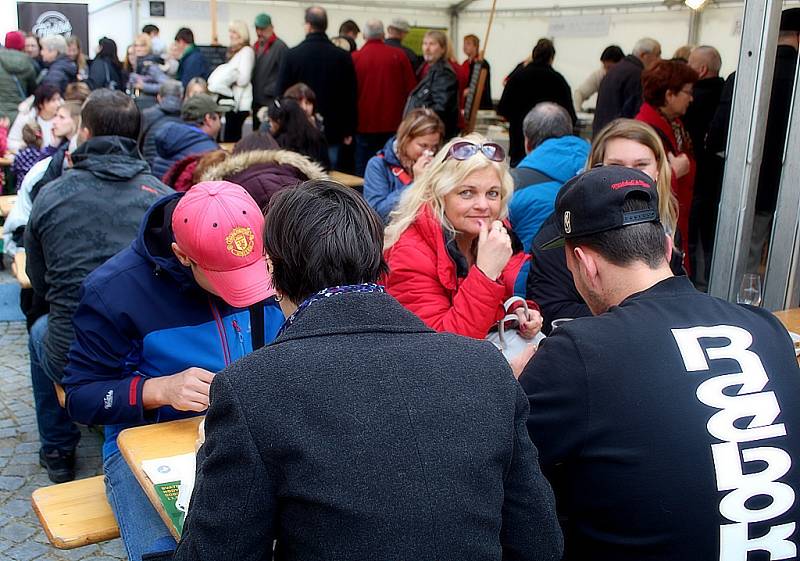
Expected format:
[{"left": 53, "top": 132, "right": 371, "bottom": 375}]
[{"left": 31, "top": 475, "right": 119, "bottom": 549}]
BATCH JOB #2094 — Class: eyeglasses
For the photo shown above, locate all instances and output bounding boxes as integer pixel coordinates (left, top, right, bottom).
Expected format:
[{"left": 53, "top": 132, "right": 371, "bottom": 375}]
[{"left": 444, "top": 141, "right": 506, "bottom": 163}]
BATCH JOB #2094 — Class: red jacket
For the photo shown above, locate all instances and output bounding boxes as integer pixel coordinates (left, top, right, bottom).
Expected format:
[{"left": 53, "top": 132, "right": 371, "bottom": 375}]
[
  {"left": 636, "top": 102, "right": 696, "bottom": 269},
  {"left": 384, "top": 204, "right": 531, "bottom": 339},
  {"left": 352, "top": 39, "right": 417, "bottom": 134}
]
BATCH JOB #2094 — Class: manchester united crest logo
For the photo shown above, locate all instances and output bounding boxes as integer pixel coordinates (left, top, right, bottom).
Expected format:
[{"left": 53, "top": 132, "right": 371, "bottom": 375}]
[{"left": 225, "top": 227, "right": 255, "bottom": 257}]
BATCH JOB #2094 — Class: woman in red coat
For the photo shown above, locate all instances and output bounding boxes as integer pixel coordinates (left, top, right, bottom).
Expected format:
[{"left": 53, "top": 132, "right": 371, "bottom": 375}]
[
  {"left": 636, "top": 60, "right": 699, "bottom": 269},
  {"left": 384, "top": 134, "right": 542, "bottom": 340}
]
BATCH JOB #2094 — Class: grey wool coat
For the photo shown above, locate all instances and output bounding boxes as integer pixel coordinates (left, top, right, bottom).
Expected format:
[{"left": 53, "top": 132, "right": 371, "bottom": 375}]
[{"left": 174, "top": 291, "right": 563, "bottom": 561}]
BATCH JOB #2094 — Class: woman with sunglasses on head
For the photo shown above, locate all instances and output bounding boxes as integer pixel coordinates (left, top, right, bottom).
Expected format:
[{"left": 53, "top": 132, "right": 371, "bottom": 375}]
[
  {"left": 384, "top": 134, "right": 543, "bottom": 341},
  {"left": 635, "top": 59, "right": 699, "bottom": 271},
  {"left": 527, "top": 118, "right": 682, "bottom": 334},
  {"left": 364, "top": 108, "right": 445, "bottom": 223}
]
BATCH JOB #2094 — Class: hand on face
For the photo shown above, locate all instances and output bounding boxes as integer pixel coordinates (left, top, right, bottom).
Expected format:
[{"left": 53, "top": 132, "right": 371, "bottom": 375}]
[{"left": 476, "top": 219, "right": 512, "bottom": 281}]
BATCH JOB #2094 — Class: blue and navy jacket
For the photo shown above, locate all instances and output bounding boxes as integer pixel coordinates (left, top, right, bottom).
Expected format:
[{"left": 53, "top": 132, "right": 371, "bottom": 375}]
[
  {"left": 152, "top": 121, "right": 219, "bottom": 180},
  {"left": 62, "top": 193, "right": 284, "bottom": 459},
  {"left": 509, "top": 135, "right": 589, "bottom": 295},
  {"left": 363, "top": 136, "right": 413, "bottom": 223}
]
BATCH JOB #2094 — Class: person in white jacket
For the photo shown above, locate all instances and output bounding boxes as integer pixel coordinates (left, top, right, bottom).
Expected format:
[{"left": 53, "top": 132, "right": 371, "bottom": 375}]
[{"left": 208, "top": 20, "right": 254, "bottom": 142}]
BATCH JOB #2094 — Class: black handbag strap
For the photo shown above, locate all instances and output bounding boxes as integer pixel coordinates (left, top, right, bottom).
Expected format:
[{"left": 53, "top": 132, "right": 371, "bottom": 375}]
[{"left": 248, "top": 301, "right": 266, "bottom": 350}]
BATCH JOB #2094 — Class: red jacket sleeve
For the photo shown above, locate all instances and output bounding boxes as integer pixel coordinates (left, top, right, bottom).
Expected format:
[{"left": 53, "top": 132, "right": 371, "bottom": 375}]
[{"left": 386, "top": 244, "right": 506, "bottom": 339}]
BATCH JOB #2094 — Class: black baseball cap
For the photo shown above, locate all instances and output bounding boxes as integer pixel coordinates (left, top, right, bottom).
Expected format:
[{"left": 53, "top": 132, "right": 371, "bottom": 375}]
[{"left": 541, "top": 166, "right": 661, "bottom": 249}]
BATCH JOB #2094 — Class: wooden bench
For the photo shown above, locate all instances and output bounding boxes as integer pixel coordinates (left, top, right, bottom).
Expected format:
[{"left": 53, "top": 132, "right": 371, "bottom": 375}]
[{"left": 31, "top": 475, "right": 120, "bottom": 549}]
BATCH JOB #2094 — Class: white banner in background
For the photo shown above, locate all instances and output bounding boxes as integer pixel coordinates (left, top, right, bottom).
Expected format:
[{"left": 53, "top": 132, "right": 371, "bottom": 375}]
[{"left": 548, "top": 15, "right": 611, "bottom": 38}]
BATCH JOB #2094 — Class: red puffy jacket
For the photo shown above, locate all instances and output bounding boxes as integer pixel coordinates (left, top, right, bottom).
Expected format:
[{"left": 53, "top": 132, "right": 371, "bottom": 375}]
[{"left": 384, "top": 204, "right": 531, "bottom": 339}]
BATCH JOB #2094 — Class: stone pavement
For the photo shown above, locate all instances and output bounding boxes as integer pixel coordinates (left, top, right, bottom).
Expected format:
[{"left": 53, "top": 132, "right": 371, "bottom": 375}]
[{"left": 0, "top": 270, "right": 127, "bottom": 560}]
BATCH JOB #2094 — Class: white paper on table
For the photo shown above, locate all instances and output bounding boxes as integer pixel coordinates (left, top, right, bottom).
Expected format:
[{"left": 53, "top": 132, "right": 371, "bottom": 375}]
[{"left": 141, "top": 453, "right": 197, "bottom": 512}]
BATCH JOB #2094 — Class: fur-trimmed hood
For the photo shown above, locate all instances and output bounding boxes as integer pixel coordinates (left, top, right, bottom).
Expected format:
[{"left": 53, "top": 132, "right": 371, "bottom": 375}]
[
  {"left": 202, "top": 149, "right": 326, "bottom": 183},
  {"left": 200, "top": 149, "right": 327, "bottom": 211}
]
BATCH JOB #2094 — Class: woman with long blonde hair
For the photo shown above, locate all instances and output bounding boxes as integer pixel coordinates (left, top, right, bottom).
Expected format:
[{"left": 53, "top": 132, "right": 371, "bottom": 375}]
[
  {"left": 208, "top": 20, "right": 255, "bottom": 142},
  {"left": 527, "top": 118, "right": 683, "bottom": 333},
  {"left": 384, "top": 133, "right": 543, "bottom": 340}
]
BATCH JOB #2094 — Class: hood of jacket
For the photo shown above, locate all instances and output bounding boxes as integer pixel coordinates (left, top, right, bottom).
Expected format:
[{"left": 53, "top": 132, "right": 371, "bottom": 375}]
[
  {"left": 131, "top": 191, "right": 198, "bottom": 290},
  {"left": 517, "top": 135, "right": 589, "bottom": 184},
  {"left": 155, "top": 121, "right": 216, "bottom": 159},
  {"left": 377, "top": 136, "right": 403, "bottom": 167},
  {"left": 201, "top": 148, "right": 326, "bottom": 208},
  {"left": 71, "top": 136, "right": 151, "bottom": 180},
  {"left": 0, "top": 47, "right": 35, "bottom": 75}
]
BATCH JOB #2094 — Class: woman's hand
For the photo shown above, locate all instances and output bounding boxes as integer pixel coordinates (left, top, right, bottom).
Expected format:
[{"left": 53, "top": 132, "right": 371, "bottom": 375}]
[
  {"left": 476, "top": 220, "right": 513, "bottom": 281},
  {"left": 411, "top": 152, "right": 434, "bottom": 179},
  {"left": 515, "top": 306, "right": 543, "bottom": 339},
  {"left": 668, "top": 152, "right": 690, "bottom": 179},
  {"left": 510, "top": 344, "right": 537, "bottom": 379}
]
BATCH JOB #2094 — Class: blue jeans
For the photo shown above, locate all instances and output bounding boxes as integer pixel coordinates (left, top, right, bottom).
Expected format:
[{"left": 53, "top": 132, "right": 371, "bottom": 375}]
[
  {"left": 104, "top": 450, "right": 176, "bottom": 560},
  {"left": 328, "top": 144, "right": 341, "bottom": 170},
  {"left": 28, "top": 315, "right": 80, "bottom": 453}
]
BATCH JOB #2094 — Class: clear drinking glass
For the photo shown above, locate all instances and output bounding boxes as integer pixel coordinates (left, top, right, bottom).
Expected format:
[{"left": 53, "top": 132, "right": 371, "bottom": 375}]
[{"left": 737, "top": 273, "right": 763, "bottom": 306}]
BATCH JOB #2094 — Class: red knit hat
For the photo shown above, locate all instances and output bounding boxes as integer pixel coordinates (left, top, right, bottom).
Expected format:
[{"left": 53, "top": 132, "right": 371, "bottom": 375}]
[{"left": 4, "top": 31, "right": 25, "bottom": 52}]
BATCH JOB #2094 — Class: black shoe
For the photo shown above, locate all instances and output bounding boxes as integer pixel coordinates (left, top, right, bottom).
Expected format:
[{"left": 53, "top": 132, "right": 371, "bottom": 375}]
[{"left": 39, "top": 448, "right": 76, "bottom": 483}]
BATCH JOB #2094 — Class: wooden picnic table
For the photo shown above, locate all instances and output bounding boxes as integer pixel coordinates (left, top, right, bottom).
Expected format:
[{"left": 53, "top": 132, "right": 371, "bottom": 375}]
[
  {"left": 329, "top": 170, "right": 364, "bottom": 188},
  {"left": 0, "top": 194, "right": 16, "bottom": 217},
  {"left": 219, "top": 142, "right": 235, "bottom": 153},
  {"left": 117, "top": 416, "right": 203, "bottom": 540},
  {"left": 774, "top": 308, "right": 800, "bottom": 334}
]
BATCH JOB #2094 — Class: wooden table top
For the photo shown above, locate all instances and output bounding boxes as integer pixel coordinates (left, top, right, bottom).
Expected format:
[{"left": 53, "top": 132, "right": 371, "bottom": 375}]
[
  {"left": 219, "top": 142, "right": 235, "bottom": 153},
  {"left": 774, "top": 308, "right": 800, "bottom": 334},
  {"left": 329, "top": 170, "right": 364, "bottom": 188},
  {"left": 0, "top": 194, "right": 17, "bottom": 217},
  {"left": 117, "top": 416, "right": 203, "bottom": 539}
]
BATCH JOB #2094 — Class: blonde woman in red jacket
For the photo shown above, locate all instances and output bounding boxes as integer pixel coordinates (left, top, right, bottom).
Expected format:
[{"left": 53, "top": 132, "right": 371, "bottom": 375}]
[{"left": 384, "top": 133, "right": 542, "bottom": 340}]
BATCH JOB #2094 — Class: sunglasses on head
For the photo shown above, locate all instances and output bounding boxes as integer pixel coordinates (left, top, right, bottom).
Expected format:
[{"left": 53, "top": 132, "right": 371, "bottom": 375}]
[{"left": 444, "top": 141, "right": 506, "bottom": 163}]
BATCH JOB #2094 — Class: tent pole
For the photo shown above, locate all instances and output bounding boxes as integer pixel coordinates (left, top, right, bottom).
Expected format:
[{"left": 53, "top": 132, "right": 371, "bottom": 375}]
[{"left": 210, "top": 0, "right": 219, "bottom": 45}]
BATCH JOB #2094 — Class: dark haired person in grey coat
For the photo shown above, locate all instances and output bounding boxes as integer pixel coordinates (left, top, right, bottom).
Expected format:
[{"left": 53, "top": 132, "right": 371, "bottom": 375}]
[{"left": 172, "top": 180, "right": 563, "bottom": 561}]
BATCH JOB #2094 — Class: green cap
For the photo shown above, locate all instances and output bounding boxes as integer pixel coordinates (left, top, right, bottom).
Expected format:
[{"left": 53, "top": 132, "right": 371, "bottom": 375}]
[
  {"left": 181, "top": 94, "right": 230, "bottom": 122},
  {"left": 254, "top": 13, "right": 272, "bottom": 29}
]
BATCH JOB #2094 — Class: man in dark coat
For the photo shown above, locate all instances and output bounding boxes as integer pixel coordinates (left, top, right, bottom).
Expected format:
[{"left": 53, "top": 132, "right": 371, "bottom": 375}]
[
  {"left": 352, "top": 19, "right": 416, "bottom": 176},
  {"left": 25, "top": 90, "right": 172, "bottom": 483},
  {"left": 497, "top": 38, "right": 576, "bottom": 166},
  {"left": 592, "top": 37, "right": 661, "bottom": 135},
  {"left": 175, "top": 27, "right": 209, "bottom": 88},
  {"left": 684, "top": 46, "right": 725, "bottom": 287},
  {"left": 386, "top": 18, "right": 421, "bottom": 73},
  {"left": 138, "top": 79, "right": 184, "bottom": 168},
  {"left": 276, "top": 6, "right": 357, "bottom": 170},
  {"left": 172, "top": 180, "right": 564, "bottom": 561},
  {"left": 707, "top": 8, "right": 799, "bottom": 273},
  {"left": 251, "top": 13, "right": 288, "bottom": 130},
  {"left": 40, "top": 35, "right": 77, "bottom": 94}
]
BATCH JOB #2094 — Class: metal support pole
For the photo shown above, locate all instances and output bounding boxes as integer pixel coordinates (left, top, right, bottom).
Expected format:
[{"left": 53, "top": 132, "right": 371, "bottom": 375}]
[
  {"left": 708, "top": 0, "right": 783, "bottom": 301},
  {"left": 688, "top": 9, "right": 702, "bottom": 45},
  {"left": 131, "top": 0, "right": 139, "bottom": 47},
  {"left": 762, "top": 59, "right": 800, "bottom": 310},
  {"left": 449, "top": 8, "right": 459, "bottom": 47}
]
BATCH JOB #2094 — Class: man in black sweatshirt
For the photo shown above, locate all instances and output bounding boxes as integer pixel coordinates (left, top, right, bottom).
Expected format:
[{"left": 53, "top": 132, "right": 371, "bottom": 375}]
[
  {"left": 518, "top": 166, "right": 800, "bottom": 560},
  {"left": 25, "top": 90, "right": 172, "bottom": 483}
]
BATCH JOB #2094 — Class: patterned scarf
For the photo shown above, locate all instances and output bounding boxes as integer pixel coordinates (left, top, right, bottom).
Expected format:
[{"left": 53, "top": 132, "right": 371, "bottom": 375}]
[{"left": 276, "top": 283, "right": 386, "bottom": 338}]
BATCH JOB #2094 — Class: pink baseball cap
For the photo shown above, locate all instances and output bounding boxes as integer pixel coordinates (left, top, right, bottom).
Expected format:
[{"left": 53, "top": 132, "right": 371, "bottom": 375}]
[{"left": 172, "top": 181, "right": 275, "bottom": 307}]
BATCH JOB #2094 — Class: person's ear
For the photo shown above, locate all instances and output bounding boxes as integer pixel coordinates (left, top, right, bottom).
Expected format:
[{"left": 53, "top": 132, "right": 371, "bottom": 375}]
[
  {"left": 524, "top": 137, "right": 533, "bottom": 155},
  {"left": 171, "top": 242, "right": 191, "bottom": 266},
  {"left": 203, "top": 113, "right": 214, "bottom": 128},
  {"left": 573, "top": 246, "right": 600, "bottom": 288}
]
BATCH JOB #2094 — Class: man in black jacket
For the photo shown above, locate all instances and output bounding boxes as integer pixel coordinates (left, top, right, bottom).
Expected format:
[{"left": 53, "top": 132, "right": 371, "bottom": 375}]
[
  {"left": 684, "top": 46, "right": 724, "bottom": 287},
  {"left": 592, "top": 37, "right": 661, "bottom": 135},
  {"left": 497, "top": 38, "right": 576, "bottom": 166},
  {"left": 519, "top": 166, "right": 800, "bottom": 560},
  {"left": 276, "top": 6, "right": 357, "bottom": 170},
  {"left": 25, "top": 90, "right": 172, "bottom": 483},
  {"left": 251, "top": 12, "right": 288, "bottom": 130}
]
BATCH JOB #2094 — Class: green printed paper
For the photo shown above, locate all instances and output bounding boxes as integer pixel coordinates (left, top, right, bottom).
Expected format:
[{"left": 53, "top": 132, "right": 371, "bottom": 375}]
[{"left": 154, "top": 481, "right": 186, "bottom": 536}]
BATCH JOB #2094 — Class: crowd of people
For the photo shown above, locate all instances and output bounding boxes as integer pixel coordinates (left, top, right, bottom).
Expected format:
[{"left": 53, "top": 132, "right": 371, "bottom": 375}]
[{"left": 0, "top": 4, "right": 799, "bottom": 561}]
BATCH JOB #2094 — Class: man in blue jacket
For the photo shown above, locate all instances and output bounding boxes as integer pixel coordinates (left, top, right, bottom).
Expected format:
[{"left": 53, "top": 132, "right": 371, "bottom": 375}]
[
  {"left": 509, "top": 102, "right": 589, "bottom": 294},
  {"left": 62, "top": 181, "right": 285, "bottom": 561},
  {"left": 174, "top": 27, "right": 209, "bottom": 88},
  {"left": 152, "top": 93, "right": 225, "bottom": 179}
]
